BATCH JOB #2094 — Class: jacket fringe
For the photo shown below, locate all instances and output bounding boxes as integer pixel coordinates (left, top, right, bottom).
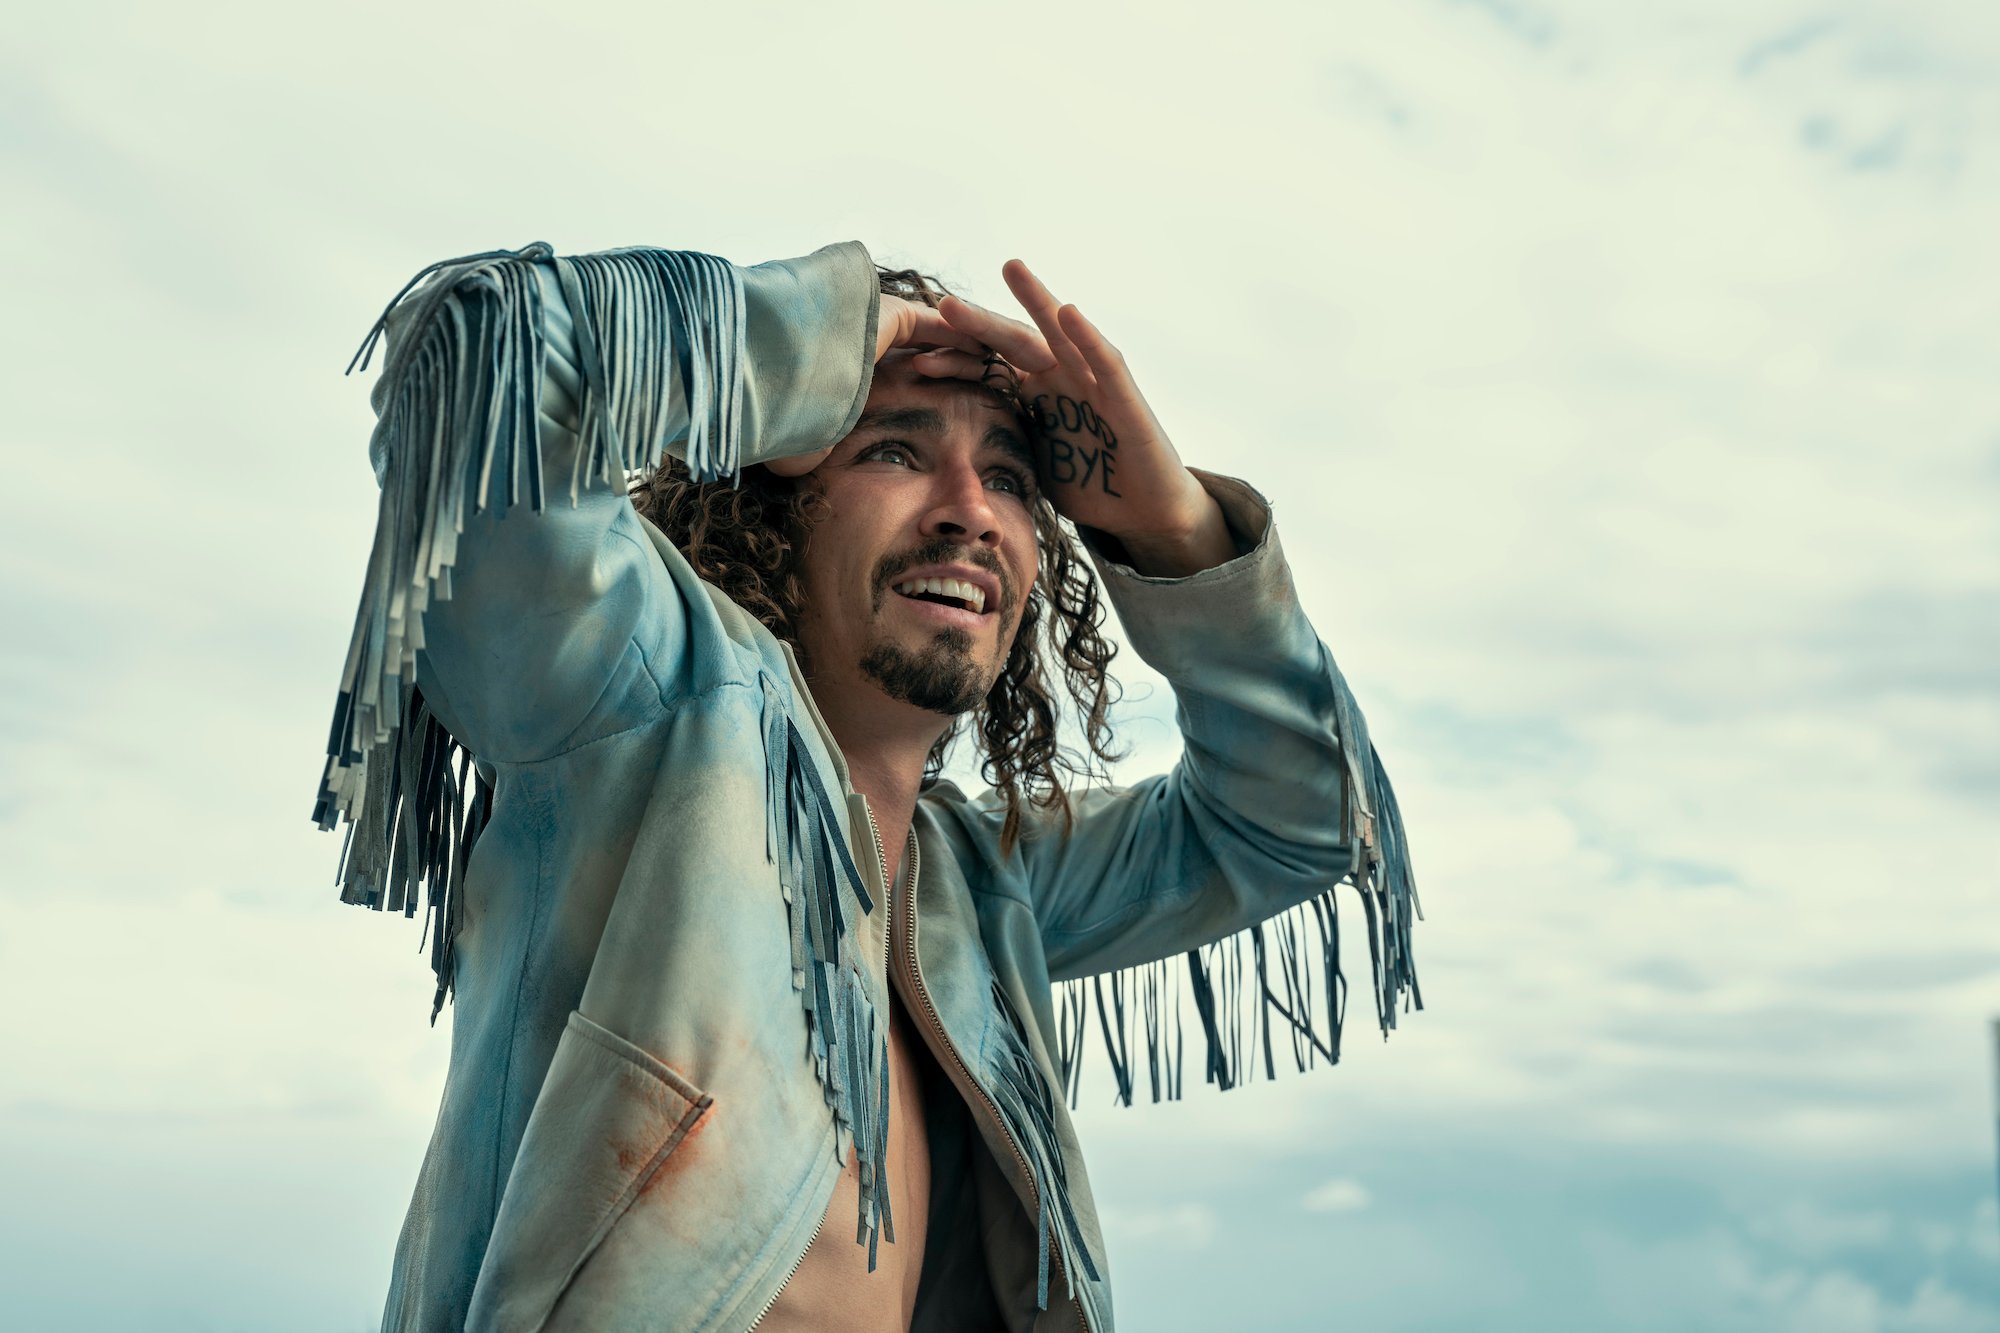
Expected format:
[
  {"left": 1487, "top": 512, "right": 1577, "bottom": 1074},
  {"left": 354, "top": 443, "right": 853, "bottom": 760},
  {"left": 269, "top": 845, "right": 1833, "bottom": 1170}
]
[
  {"left": 313, "top": 243, "right": 747, "bottom": 1018},
  {"left": 1056, "top": 692, "right": 1422, "bottom": 1107},
  {"left": 760, "top": 677, "right": 897, "bottom": 1266},
  {"left": 989, "top": 978, "right": 1107, "bottom": 1319}
]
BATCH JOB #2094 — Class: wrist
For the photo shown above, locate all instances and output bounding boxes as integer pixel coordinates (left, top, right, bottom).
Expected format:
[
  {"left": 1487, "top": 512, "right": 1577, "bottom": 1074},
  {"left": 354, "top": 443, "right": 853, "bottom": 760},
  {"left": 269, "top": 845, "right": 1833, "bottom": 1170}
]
[{"left": 1098, "top": 488, "right": 1238, "bottom": 578}]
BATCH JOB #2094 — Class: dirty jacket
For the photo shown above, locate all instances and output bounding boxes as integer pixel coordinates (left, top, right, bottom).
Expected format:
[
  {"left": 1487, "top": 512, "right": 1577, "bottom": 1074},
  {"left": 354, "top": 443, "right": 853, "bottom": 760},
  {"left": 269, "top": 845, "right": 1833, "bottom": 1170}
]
[{"left": 314, "top": 238, "right": 1420, "bottom": 1333}]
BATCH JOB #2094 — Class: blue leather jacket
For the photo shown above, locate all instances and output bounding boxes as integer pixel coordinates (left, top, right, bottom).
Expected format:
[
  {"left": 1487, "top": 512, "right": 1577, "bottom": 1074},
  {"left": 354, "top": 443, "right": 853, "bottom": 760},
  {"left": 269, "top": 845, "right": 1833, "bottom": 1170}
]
[{"left": 315, "top": 239, "right": 1419, "bottom": 1332}]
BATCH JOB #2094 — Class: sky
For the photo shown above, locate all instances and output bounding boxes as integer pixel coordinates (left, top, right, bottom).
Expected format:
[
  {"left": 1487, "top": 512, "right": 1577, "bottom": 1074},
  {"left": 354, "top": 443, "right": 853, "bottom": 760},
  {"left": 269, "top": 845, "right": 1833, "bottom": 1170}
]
[{"left": 1, "top": 0, "right": 1996, "bottom": 1329}]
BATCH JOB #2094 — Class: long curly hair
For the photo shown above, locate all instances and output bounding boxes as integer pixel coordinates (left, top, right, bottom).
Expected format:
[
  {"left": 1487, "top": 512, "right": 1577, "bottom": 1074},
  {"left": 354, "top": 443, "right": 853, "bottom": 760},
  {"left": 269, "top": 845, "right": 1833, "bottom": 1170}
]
[{"left": 632, "top": 266, "right": 1123, "bottom": 850}]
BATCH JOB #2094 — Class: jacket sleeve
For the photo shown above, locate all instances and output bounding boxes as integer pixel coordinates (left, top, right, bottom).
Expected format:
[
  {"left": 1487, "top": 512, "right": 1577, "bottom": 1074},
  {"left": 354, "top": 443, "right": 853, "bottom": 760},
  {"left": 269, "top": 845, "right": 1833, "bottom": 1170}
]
[
  {"left": 1013, "top": 470, "right": 1420, "bottom": 1088},
  {"left": 312, "top": 241, "right": 879, "bottom": 945}
]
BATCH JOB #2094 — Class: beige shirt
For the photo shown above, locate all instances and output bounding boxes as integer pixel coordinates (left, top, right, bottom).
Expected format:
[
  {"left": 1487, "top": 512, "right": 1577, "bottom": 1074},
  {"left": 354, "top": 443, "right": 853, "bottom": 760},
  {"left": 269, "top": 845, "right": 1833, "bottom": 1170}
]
[{"left": 758, "top": 846, "right": 933, "bottom": 1330}]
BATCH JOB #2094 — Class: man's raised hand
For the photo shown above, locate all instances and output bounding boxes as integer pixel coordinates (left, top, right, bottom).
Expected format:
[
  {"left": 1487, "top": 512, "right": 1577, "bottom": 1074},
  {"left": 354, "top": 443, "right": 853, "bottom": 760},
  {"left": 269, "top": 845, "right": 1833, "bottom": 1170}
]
[
  {"left": 768, "top": 294, "right": 993, "bottom": 477},
  {"left": 923, "top": 260, "right": 1235, "bottom": 576},
  {"left": 874, "top": 293, "right": 993, "bottom": 365}
]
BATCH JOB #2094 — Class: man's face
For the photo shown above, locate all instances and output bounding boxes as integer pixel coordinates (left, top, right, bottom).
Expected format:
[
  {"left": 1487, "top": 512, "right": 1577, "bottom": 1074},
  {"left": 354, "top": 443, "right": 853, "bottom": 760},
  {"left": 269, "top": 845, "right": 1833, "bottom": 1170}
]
[{"left": 792, "top": 351, "right": 1041, "bottom": 719}]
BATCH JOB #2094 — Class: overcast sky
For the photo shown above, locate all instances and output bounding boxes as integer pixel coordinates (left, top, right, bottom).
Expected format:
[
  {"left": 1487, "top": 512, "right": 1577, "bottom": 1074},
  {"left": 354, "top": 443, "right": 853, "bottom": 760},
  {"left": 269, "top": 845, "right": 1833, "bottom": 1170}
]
[{"left": 3, "top": 1, "right": 1996, "bottom": 1329}]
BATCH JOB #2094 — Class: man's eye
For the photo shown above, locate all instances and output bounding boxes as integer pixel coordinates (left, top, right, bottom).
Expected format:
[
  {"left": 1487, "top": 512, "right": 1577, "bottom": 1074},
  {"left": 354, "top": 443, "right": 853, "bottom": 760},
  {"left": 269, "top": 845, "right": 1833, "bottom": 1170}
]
[
  {"left": 988, "top": 469, "right": 1032, "bottom": 498},
  {"left": 865, "top": 442, "right": 913, "bottom": 467}
]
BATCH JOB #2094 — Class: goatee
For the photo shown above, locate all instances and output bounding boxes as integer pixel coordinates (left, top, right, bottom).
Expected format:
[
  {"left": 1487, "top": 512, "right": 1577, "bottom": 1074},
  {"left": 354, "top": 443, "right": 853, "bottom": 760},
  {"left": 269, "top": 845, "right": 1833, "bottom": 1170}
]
[
  {"left": 861, "top": 537, "right": 1017, "bottom": 716},
  {"left": 860, "top": 629, "right": 987, "bottom": 716}
]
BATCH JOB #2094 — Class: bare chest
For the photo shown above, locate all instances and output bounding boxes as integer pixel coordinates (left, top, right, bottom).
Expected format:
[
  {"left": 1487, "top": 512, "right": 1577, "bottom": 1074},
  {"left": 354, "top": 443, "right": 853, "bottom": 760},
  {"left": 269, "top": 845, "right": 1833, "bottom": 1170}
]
[{"left": 753, "top": 988, "right": 933, "bottom": 1331}]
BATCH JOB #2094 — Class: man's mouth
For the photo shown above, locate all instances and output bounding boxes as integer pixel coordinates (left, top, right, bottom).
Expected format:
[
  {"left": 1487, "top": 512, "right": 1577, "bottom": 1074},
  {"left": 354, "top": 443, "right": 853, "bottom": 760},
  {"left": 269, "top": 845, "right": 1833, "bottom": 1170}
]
[{"left": 890, "top": 576, "right": 988, "bottom": 615}]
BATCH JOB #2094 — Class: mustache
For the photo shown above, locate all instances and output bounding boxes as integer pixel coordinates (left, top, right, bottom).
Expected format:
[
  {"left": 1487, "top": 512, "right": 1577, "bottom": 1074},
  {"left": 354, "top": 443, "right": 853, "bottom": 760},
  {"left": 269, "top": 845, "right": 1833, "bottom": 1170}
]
[{"left": 871, "top": 538, "right": 1016, "bottom": 619}]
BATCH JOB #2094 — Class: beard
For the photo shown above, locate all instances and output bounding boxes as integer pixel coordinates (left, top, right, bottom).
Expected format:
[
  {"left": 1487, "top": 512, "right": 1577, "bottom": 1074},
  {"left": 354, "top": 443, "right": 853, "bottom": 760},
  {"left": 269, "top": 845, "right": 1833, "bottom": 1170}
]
[
  {"left": 859, "top": 628, "right": 989, "bottom": 716},
  {"left": 856, "top": 537, "right": 1019, "bottom": 716}
]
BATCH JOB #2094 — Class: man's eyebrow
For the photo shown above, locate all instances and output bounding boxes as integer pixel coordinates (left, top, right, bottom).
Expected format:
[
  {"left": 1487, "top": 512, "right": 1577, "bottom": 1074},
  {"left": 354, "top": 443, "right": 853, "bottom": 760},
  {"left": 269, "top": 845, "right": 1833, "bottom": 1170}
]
[
  {"left": 852, "top": 406, "right": 1036, "bottom": 479},
  {"left": 850, "top": 406, "right": 946, "bottom": 436},
  {"left": 981, "top": 423, "right": 1038, "bottom": 480}
]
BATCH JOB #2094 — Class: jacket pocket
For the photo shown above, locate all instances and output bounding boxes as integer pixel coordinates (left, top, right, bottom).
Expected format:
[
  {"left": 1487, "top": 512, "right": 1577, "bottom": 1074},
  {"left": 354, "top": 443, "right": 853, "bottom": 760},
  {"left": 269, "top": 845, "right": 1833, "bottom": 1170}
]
[{"left": 467, "top": 1009, "right": 713, "bottom": 1333}]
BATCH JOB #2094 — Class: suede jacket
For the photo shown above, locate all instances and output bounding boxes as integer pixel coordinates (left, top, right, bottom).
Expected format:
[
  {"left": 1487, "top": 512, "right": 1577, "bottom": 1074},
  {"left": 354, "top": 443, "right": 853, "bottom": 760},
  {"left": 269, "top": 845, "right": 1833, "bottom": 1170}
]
[{"left": 313, "top": 238, "right": 1420, "bottom": 1332}]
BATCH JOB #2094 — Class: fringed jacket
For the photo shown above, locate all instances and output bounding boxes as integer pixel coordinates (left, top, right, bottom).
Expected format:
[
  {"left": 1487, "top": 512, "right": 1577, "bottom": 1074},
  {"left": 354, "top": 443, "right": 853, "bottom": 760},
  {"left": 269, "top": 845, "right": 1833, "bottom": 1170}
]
[{"left": 314, "top": 238, "right": 1419, "bottom": 1332}]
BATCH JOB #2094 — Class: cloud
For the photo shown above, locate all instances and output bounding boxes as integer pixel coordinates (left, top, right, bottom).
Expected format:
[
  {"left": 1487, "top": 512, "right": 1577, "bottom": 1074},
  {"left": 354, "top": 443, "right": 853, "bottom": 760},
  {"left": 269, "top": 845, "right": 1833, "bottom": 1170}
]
[
  {"left": 1741, "top": 18, "right": 1842, "bottom": 78},
  {"left": 1301, "top": 1177, "right": 1373, "bottom": 1212},
  {"left": 1098, "top": 1203, "right": 1218, "bottom": 1249},
  {"left": 2, "top": 0, "right": 1997, "bottom": 1328}
]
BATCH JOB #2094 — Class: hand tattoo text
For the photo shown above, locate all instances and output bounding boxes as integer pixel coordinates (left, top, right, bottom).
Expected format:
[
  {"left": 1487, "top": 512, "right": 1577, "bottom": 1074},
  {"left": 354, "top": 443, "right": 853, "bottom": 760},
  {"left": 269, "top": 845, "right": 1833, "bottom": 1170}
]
[{"left": 1031, "top": 393, "right": 1122, "bottom": 497}]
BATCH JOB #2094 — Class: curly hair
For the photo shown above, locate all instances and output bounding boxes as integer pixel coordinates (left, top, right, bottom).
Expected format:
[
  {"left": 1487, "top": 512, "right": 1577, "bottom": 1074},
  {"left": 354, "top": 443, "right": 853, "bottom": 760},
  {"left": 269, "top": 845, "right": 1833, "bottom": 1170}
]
[{"left": 631, "top": 266, "right": 1124, "bottom": 851}]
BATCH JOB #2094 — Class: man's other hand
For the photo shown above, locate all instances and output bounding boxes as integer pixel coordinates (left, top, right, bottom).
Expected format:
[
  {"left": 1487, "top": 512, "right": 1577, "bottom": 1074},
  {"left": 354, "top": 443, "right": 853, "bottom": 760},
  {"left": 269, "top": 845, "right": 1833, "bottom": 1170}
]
[
  {"left": 767, "top": 293, "right": 1001, "bottom": 478},
  {"left": 923, "top": 261, "right": 1235, "bottom": 577}
]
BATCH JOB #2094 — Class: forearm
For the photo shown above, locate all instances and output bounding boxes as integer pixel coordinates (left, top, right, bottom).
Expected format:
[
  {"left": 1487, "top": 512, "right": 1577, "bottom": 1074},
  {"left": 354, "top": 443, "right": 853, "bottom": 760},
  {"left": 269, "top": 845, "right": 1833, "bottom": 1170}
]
[
  {"left": 320, "top": 239, "right": 878, "bottom": 816},
  {"left": 533, "top": 242, "right": 880, "bottom": 479},
  {"left": 394, "top": 239, "right": 882, "bottom": 743},
  {"left": 1084, "top": 475, "right": 1240, "bottom": 578},
  {"left": 1034, "top": 471, "right": 1386, "bottom": 972}
]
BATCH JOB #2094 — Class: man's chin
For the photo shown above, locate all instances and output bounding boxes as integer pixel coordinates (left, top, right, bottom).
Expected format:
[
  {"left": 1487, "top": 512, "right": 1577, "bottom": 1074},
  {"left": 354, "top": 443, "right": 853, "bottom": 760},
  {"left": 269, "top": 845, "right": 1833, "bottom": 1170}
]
[{"left": 859, "top": 634, "right": 995, "bottom": 717}]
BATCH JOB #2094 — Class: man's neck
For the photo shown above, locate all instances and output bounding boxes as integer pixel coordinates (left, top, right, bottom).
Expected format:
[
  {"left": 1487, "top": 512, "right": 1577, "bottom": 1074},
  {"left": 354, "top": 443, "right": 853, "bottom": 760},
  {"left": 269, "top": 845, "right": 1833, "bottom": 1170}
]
[{"left": 806, "top": 679, "right": 948, "bottom": 874}]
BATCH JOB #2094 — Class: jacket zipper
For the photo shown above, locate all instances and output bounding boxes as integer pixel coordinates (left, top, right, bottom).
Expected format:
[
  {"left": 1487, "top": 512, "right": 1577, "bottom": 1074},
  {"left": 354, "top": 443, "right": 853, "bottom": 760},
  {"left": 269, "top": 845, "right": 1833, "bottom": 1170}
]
[
  {"left": 867, "top": 802, "right": 896, "bottom": 987},
  {"left": 886, "top": 815, "right": 1093, "bottom": 1332},
  {"left": 745, "top": 802, "right": 901, "bottom": 1332},
  {"left": 744, "top": 1209, "right": 825, "bottom": 1332},
  {"left": 748, "top": 801, "right": 1090, "bottom": 1331}
]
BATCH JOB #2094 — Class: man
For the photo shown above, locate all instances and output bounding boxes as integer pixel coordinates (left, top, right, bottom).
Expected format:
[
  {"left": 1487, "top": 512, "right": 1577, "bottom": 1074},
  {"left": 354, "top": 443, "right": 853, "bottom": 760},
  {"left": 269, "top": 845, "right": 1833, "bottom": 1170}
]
[{"left": 316, "top": 239, "right": 1419, "bottom": 1332}]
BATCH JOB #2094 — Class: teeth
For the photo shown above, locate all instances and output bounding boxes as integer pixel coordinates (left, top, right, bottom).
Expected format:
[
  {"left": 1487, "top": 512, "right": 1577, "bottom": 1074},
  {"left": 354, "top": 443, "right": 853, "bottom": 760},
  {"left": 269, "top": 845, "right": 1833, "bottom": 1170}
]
[{"left": 892, "top": 576, "right": 987, "bottom": 613}]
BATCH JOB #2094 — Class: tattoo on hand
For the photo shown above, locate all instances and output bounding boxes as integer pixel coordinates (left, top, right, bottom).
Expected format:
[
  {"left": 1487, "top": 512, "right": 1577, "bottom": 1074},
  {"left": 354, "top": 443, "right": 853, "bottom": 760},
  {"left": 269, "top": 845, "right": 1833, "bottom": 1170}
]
[{"left": 1031, "top": 394, "right": 1122, "bottom": 497}]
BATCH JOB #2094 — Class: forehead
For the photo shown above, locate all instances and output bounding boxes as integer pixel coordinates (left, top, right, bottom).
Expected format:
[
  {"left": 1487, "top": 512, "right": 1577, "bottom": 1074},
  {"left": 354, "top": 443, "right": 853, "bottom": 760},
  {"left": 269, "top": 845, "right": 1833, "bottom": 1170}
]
[{"left": 850, "top": 356, "right": 1034, "bottom": 462}]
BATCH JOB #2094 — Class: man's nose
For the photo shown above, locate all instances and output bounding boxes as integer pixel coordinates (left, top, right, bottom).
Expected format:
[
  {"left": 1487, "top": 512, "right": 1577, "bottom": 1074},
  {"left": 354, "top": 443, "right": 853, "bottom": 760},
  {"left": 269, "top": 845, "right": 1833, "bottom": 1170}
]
[{"left": 920, "top": 460, "right": 1003, "bottom": 548}]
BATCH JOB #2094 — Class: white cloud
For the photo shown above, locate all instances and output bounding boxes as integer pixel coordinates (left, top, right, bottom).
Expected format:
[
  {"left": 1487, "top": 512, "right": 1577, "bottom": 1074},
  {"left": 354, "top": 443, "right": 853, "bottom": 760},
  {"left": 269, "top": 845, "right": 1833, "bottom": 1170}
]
[
  {"left": 2, "top": 0, "right": 1997, "bottom": 1327},
  {"left": 1098, "top": 1203, "right": 1219, "bottom": 1249},
  {"left": 1302, "top": 1177, "right": 1373, "bottom": 1212}
]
